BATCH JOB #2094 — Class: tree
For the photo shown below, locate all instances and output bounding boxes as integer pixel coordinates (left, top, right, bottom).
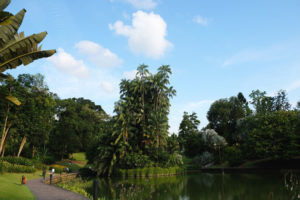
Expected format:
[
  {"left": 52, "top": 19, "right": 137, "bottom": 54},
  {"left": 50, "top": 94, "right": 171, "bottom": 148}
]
[
  {"left": 201, "top": 129, "right": 227, "bottom": 163},
  {"left": 207, "top": 93, "right": 249, "bottom": 144},
  {"left": 14, "top": 74, "right": 56, "bottom": 157},
  {"left": 249, "top": 90, "right": 290, "bottom": 115},
  {"left": 178, "top": 111, "right": 200, "bottom": 154},
  {"left": 240, "top": 110, "right": 298, "bottom": 160},
  {"left": 0, "top": 0, "right": 55, "bottom": 155},
  {"left": 0, "top": 76, "right": 20, "bottom": 155},
  {"left": 49, "top": 98, "right": 107, "bottom": 159},
  {"left": 89, "top": 65, "right": 177, "bottom": 175}
]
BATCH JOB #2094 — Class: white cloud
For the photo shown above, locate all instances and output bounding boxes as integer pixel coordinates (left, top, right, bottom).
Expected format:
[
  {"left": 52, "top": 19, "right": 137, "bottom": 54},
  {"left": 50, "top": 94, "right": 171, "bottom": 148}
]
[
  {"left": 193, "top": 15, "right": 209, "bottom": 26},
  {"left": 47, "top": 48, "right": 89, "bottom": 78},
  {"left": 110, "top": 0, "right": 157, "bottom": 10},
  {"left": 109, "top": 11, "right": 173, "bottom": 59},
  {"left": 101, "top": 81, "right": 115, "bottom": 94},
  {"left": 123, "top": 70, "right": 138, "bottom": 79},
  {"left": 42, "top": 63, "right": 120, "bottom": 105},
  {"left": 75, "top": 40, "right": 122, "bottom": 68},
  {"left": 286, "top": 80, "right": 300, "bottom": 92}
]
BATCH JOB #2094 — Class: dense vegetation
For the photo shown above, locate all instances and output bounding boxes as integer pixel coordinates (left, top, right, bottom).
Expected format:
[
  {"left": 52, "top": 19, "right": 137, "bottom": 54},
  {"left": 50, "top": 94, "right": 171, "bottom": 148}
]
[
  {"left": 86, "top": 65, "right": 182, "bottom": 176},
  {"left": 0, "top": 0, "right": 299, "bottom": 180},
  {"left": 179, "top": 90, "right": 300, "bottom": 168},
  {"left": 1, "top": 68, "right": 299, "bottom": 176}
]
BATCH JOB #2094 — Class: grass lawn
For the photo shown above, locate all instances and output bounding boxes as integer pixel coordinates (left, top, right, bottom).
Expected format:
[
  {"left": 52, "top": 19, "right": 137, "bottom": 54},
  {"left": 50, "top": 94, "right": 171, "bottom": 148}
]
[
  {"left": 0, "top": 172, "right": 41, "bottom": 200},
  {"left": 71, "top": 152, "right": 87, "bottom": 167}
]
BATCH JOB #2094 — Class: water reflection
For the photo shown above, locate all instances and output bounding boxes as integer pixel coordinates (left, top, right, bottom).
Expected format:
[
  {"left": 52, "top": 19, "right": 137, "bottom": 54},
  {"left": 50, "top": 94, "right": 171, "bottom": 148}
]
[{"left": 88, "top": 171, "right": 300, "bottom": 200}]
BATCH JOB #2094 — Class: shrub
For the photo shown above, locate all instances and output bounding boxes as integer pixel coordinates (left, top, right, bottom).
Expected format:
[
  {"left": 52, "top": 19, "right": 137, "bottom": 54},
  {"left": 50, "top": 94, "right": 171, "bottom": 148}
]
[
  {"left": 79, "top": 167, "right": 97, "bottom": 178},
  {"left": 0, "top": 162, "right": 36, "bottom": 173},
  {"left": 49, "top": 164, "right": 64, "bottom": 174},
  {"left": 1, "top": 156, "right": 33, "bottom": 166},
  {"left": 191, "top": 155, "right": 202, "bottom": 168},
  {"left": 224, "top": 146, "right": 243, "bottom": 166},
  {"left": 201, "top": 151, "right": 214, "bottom": 167},
  {"left": 41, "top": 155, "right": 57, "bottom": 164},
  {"left": 119, "top": 152, "right": 153, "bottom": 169},
  {"left": 167, "top": 153, "right": 183, "bottom": 167}
]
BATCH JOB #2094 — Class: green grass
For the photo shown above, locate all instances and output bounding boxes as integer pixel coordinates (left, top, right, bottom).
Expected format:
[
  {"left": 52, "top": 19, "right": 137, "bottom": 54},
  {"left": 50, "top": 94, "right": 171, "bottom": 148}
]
[
  {"left": 0, "top": 171, "right": 41, "bottom": 200},
  {"left": 72, "top": 152, "right": 87, "bottom": 167},
  {"left": 72, "top": 152, "right": 87, "bottom": 162}
]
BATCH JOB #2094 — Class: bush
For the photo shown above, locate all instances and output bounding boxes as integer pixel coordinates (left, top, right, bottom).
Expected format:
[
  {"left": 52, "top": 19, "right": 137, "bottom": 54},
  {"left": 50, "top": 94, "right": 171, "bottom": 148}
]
[
  {"left": 41, "top": 155, "right": 57, "bottom": 165},
  {"left": 201, "top": 151, "right": 214, "bottom": 167},
  {"left": 119, "top": 152, "right": 153, "bottom": 169},
  {"left": 79, "top": 167, "right": 96, "bottom": 178},
  {"left": 0, "top": 162, "right": 36, "bottom": 173},
  {"left": 190, "top": 155, "right": 202, "bottom": 168},
  {"left": 224, "top": 146, "right": 243, "bottom": 166},
  {"left": 0, "top": 156, "right": 45, "bottom": 170},
  {"left": 167, "top": 153, "right": 183, "bottom": 167},
  {"left": 1, "top": 156, "right": 33, "bottom": 166},
  {"left": 49, "top": 164, "right": 64, "bottom": 174}
]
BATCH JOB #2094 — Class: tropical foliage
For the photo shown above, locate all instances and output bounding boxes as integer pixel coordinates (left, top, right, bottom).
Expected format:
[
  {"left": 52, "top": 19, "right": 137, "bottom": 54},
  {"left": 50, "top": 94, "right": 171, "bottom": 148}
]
[
  {"left": 179, "top": 90, "right": 300, "bottom": 167},
  {"left": 86, "top": 65, "right": 179, "bottom": 176},
  {"left": 0, "top": 0, "right": 55, "bottom": 161}
]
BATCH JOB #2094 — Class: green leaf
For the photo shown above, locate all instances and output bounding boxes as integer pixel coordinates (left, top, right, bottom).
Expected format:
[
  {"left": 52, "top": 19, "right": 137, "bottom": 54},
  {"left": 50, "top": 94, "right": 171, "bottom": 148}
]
[
  {"left": 0, "top": 9, "right": 26, "bottom": 48},
  {"left": 0, "top": 49, "right": 56, "bottom": 73},
  {"left": 5, "top": 94, "right": 21, "bottom": 106},
  {"left": 0, "top": 31, "right": 48, "bottom": 62},
  {"left": 0, "top": 0, "right": 10, "bottom": 12}
]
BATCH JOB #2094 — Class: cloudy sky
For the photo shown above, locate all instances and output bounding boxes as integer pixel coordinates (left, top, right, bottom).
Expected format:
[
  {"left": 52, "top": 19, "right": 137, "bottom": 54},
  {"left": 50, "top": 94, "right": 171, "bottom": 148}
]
[{"left": 8, "top": 0, "right": 300, "bottom": 133}]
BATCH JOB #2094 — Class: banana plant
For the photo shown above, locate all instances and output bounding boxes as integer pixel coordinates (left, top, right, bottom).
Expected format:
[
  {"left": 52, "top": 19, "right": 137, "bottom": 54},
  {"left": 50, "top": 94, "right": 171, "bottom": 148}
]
[
  {"left": 0, "top": 0, "right": 56, "bottom": 105},
  {"left": 0, "top": 0, "right": 56, "bottom": 155}
]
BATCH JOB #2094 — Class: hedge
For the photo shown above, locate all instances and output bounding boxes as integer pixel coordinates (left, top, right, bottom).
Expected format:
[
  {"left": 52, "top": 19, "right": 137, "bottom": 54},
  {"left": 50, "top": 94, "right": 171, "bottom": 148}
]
[
  {"left": 0, "top": 156, "right": 45, "bottom": 170},
  {"left": 0, "top": 161, "right": 36, "bottom": 173}
]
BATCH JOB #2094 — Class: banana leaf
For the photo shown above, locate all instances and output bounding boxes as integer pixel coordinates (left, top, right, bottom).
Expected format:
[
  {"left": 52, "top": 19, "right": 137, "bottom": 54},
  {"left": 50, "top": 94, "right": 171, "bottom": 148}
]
[
  {"left": 5, "top": 94, "right": 21, "bottom": 106},
  {"left": 0, "top": 49, "right": 56, "bottom": 73},
  {"left": 0, "top": 9, "right": 26, "bottom": 48},
  {"left": 0, "top": 31, "right": 48, "bottom": 62},
  {"left": 0, "top": 0, "right": 10, "bottom": 12},
  {"left": 0, "top": 11, "right": 12, "bottom": 23}
]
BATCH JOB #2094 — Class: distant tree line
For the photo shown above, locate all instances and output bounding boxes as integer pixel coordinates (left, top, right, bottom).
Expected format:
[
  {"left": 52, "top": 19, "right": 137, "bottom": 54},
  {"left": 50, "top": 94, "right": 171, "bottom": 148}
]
[{"left": 178, "top": 90, "right": 300, "bottom": 167}]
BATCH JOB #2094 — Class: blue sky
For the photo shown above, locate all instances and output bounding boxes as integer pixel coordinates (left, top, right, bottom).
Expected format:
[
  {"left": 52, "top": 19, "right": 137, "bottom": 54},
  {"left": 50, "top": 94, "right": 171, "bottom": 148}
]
[{"left": 7, "top": 0, "right": 300, "bottom": 133}]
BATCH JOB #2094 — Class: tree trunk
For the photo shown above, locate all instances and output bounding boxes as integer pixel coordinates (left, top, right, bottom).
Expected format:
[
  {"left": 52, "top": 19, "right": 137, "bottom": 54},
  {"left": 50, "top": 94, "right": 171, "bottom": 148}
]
[
  {"left": 1, "top": 142, "right": 6, "bottom": 157},
  {"left": 0, "top": 104, "right": 10, "bottom": 154},
  {"left": 156, "top": 128, "right": 160, "bottom": 148},
  {"left": 32, "top": 145, "right": 36, "bottom": 158},
  {"left": 17, "top": 136, "right": 27, "bottom": 157}
]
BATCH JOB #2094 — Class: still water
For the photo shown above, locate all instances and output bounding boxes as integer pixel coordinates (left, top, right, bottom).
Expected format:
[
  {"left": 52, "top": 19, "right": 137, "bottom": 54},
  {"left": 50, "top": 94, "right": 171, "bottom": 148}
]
[{"left": 91, "top": 171, "right": 299, "bottom": 200}]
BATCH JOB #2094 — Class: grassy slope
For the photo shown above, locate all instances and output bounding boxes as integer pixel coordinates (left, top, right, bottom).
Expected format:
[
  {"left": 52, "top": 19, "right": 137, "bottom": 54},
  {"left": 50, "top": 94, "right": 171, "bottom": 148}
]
[
  {"left": 0, "top": 172, "right": 41, "bottom": 200},
  {"left": 72, "top": 152, "right": 87, "bottom": 167}
]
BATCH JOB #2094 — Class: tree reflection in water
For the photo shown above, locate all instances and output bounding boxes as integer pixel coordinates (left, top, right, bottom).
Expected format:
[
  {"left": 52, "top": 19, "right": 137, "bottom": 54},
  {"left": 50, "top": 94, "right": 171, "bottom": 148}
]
[{"left": 84, "top": 171, "right": 300, "bottom": 200}]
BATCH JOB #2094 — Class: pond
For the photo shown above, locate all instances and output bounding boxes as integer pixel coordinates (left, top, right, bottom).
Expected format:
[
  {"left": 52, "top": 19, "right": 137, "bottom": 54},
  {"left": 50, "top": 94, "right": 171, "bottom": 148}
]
[{"left": 89, "top": 171, "right": 299, "bottom": 200}]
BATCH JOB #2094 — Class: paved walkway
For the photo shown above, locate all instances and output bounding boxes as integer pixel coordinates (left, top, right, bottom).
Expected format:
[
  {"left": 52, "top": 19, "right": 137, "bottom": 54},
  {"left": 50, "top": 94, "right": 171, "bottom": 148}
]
[{"left": 27, "top": 178, "right": 89, "bottom": 200}]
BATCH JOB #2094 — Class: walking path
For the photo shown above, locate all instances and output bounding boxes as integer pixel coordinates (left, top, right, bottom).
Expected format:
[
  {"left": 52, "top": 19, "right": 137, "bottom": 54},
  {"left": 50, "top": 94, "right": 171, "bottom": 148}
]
[{"left": 27, "top": 178, "right": 89, "bottom": 200}]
